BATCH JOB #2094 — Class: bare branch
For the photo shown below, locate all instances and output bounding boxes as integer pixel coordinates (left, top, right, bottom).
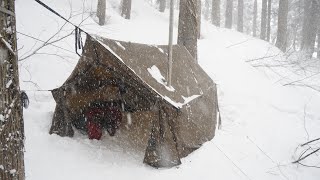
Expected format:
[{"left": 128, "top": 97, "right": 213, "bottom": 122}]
[
  {"left": 283, "top": 71, "right": 320, "bottom": 86},
  {"left": 18, "top": 20, "right": 70, "bottom": 61},
  {"left": 293, "top": 148, "right": 320, "bottom": 164},
  {"left": 301, "top": 138, "right": 320, "bottom": 147},
  {"left": 226, "top": 39, "right": 252, "bottom": 48}
]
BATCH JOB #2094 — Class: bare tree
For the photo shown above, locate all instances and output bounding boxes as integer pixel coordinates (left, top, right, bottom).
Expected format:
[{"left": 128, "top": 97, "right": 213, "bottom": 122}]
[
  {"left": 212, "top": 0, "right": 221, "bottom": 26},
  {"left": 97, "top": 0, "right": 106, "bottom": 25},
  {"left": 225, "top": 0, "right": 233, "bottom": 29},
  {"left": 178, "top": 0, "right": 199, "bottom": 61},
  {"left": 121, "top": 0, "right": 132, "bottom": 19},
  {"left": 275, "top": 0, "right": 289, "bottom": 52},
  {"left": 266, "top": 0, "right": 272, "bottom": 41},
  {"left": 253, "top": 0, "right": 258, "bottom": 37},
  {"left": 159, "top": 0, "right": 166, "bottom": 12},
  {"left": 301, "top": 0, "right": 319, "bottom": 57},
  {"left": 204, "top": 0, "right": 210, "bottom": 20},
  {"left": 0, "top": 0, "right": 25, "bottom": 179},
  {"left": 237, "top": 0, "right": 244, "bottom": 32},
  {"left": 260, "top": 0, "right": 267, "bottom": 40}
]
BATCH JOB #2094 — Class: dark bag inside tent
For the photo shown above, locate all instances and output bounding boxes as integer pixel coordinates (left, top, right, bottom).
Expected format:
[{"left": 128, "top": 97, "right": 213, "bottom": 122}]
[{"left": 49, "top": 35, "right": 219, "bottom": 168}]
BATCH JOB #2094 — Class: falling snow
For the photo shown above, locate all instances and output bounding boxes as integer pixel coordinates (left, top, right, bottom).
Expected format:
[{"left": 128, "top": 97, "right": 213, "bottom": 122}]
[{"left": 16, "top": 0, "right": 320, "bottom": 179}]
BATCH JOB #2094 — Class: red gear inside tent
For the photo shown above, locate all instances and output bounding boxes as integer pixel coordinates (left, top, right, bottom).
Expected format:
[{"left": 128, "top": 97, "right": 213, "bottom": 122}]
[
  {"left": 86, "top": 108, "right": 104, "bottom": 140},
  {"left": 85, "top": 104, "right": 122, "bottom": 140}
]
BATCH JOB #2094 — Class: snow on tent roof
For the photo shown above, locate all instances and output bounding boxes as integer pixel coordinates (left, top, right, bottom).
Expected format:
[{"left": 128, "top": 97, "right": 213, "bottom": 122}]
[{"left": 89, "top": 35, "right": 215, "bottom": 109}]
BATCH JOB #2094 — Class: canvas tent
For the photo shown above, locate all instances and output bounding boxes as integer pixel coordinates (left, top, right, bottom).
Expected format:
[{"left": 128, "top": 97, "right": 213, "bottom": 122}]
[{"left": 49, "top": 35, "right": 219, "bottom": 168}]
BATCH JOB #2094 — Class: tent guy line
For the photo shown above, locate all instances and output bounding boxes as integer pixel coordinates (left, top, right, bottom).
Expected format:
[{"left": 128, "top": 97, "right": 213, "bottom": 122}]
[
  {"left": 34, "top": 0, "right": 80, "bottom": 32},
  {"left": 213, "top": 141, "right": 253, "bottom": 180}
]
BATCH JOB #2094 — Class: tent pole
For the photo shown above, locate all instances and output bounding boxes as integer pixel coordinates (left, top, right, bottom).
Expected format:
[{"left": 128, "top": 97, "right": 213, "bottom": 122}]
[{"left": 167, "top": 0, "right": 174, "bottom": 87}]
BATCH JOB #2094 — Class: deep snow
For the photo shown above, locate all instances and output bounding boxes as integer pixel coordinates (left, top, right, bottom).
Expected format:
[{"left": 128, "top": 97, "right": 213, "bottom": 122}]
[{"left": 16, "top": 0, "right": 320, "bottom": 179}]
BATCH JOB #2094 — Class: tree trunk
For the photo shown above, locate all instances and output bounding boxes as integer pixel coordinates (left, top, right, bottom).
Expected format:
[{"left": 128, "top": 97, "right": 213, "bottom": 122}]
[
  {"left": 0, "top": 0, "right": 25, "bottom": 179},
  {"left": 97, "top": 0, "right": 106, "bottom": 25},
  {"left": 178, "top": 0, "right": 198, "bottom": 61},
  {"left": 318, "top": 31, "right": 320, "bottom": 59},
  {"left": 237, "top": 0, "right": 244, "bottom": 32},
  {"left": 275, "top": 0, "right": 289, "bottom": 52},
  {"left": 159, "top": 0, "right": 166, "bottom": 12},
  {"left": 204, "top": 0, "right": 210, "bottom": 20},
  {"left": 266, "top": 0, "right": 272, "bottom": 41},
  {"left": 253, "top": 0, "right": 257, "bottom": 37},
  {"left": 260, "top": 0, "right": 267, "bottom": 40},
  {"left": 212, "top": 0, "right": 221, "bottom": 26},
  {"left": 301, "top": 0, "right": 319, "bottom": 57},
  {"left": 121, "top": 0, "right": 132, "bottom": 19},
  {"left": 176, "top": 0, "right": 180, "bottom": 10},
  {"left": 318, "top": 9, "right": 320, "bottom": 59},
  {"left": 197, "top": 0, "right": 201, "bottom": 39},
  {"left": 225, "top": 0, "right": 233, "bottom": 29}
]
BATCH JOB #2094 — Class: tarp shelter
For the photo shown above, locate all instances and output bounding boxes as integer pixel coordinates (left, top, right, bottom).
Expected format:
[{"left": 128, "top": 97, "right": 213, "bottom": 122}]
[{"left": 49, "top": 35, "right": 219, "bottom": 168}]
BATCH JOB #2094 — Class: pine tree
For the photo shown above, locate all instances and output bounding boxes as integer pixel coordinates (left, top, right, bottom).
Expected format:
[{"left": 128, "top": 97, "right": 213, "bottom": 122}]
[
  {"left": 225, "top": 0, "right": 233, "bottom": 29},
  {"left": 212, "top": 0, "right": 221, "bottom": 26},
  {"left": 97, "top": 0, "right": 106, "bottom": 25},
  {"left": 275, "top": 0, "right": 289, "bottom": 52},
  {"left": 237, "top": 0, "right": 244, "bottom": 32},
  {"left": 178, "top": 0, "right": 199, "bottom": 61},
  {"left": 0, "top": 0, "right": 25, "bottom": 179},
  {"left": 121, "top": 0, "right": 132, "bottom": 19},
  {"left": 266, "top": 0, "right": 272, "bottom": 41},
  {"left": 253, "top": 0, "right": 258, "bottom": 37},
  {"left": 260, "top": 0, "right": 268, "bottom": 40}
]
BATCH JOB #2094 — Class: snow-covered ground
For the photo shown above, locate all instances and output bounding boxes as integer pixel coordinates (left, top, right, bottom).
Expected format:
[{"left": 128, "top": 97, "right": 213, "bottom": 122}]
[{"left": 17, "top": 0, "right": 320, "bottom": 179}]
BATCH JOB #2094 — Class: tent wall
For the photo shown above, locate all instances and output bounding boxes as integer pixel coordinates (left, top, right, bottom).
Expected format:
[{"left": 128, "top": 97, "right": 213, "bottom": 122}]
[
  {"left": 144, "top": 102, "right": 181, "bottom": 167},
  {"left": 50, "top": 88, "right": 74, "bottom": 137},
  {"left": 175, "top": 85, "right": 218, "bottom": 158}
]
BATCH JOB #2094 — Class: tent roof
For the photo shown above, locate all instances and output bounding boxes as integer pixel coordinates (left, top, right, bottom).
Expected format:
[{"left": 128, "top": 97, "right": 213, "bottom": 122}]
[{"left": 63, "top": 35, "right": 215, "bottom": 109}]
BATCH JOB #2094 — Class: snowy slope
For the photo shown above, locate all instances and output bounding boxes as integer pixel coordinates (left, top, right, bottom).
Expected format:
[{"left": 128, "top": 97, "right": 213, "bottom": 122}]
[{"left": 16, "top": 0, "right": 320, "bottom": 179}]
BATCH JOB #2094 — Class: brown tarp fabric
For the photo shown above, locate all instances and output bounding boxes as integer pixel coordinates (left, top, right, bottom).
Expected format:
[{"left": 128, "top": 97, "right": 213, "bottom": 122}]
[{"left": 49, "top": 35, "right": 218, "bottom": 167}]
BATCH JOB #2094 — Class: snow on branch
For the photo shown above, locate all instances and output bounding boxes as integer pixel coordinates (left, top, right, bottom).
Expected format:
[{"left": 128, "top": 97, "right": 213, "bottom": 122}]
[{"left": 0, "top": 35, "right": 15, "bottom": 54}]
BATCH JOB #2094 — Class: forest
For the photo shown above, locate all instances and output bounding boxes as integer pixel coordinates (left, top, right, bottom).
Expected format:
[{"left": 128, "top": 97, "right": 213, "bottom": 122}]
[{"left": 1, "top": 0, "right": 320, "bottom": 179}]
